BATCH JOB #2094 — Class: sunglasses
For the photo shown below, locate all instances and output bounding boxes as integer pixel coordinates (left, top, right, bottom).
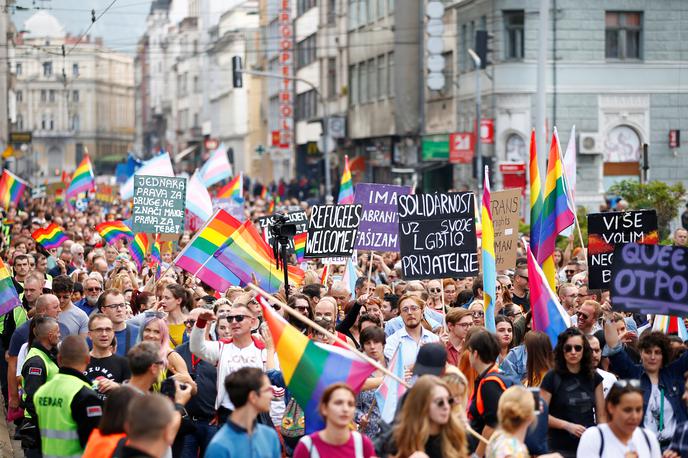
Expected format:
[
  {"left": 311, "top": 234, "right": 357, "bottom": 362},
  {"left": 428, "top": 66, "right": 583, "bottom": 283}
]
[
  {"left": 576, "top": 311, "right": 589, "bottom": 320},
  {"left": 184, "top": 319, "right": 196, "bottom": 326},
  {"left": 613, "top": 379, "right": 641, "bottom": 389},
  {"left": 428, "top": 288, "right": 441, "bottom": 293},
  {"left": 226, "top": 315, "right": 248, "bottom": 323},
  {"left": 295, "top": 306, "right": 309, "bottom": 312},
  {"left": 564, "top": 344, "right": 583, "bottom": 353},
  {"left": 565, "top": 270, "right": 575, "bottom": 274},
  {"left": 472, "top": 311, "right": 484, "bottom": 317},
  {"left": 86, "top": 287, "right": 102, "bottom": 292},
  {"left": 433, "top": 397, "right": 455, "bottom": 408}
]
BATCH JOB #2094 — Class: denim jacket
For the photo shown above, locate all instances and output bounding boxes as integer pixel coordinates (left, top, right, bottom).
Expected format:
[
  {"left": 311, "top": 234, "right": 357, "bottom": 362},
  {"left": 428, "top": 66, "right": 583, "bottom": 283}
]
[
  {"left": 500, "top": 344, "right": 527, "bottom": 383},
  {"left": 608, "top": 344, "right": 688, "bottom": 426}
]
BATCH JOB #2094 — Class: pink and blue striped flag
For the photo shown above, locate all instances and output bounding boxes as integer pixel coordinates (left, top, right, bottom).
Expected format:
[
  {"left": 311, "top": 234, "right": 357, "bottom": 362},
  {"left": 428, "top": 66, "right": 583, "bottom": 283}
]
[
  {"left": 375, "top": 347, "right": 407, "bottom": 423},
  {"left": 481, "top": 167, "right": 496, "bottom": 332},
  {"left": 199, "top": 144, "right": 232, "bottom": 187},
  {"left": 527, "top": 241, "right": 571, "bottom": 346},
  {"left": 337, "top": 155, "right": 354, "bottom": 204}
]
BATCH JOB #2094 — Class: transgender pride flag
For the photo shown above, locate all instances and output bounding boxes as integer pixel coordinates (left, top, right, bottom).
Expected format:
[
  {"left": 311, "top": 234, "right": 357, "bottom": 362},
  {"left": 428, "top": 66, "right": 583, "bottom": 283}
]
[
  {"left": 375, "top": 347, "right": 407, "bottom": 423},
  {"left": 527, "top": 242, "right": 571, "bottom": 346}
]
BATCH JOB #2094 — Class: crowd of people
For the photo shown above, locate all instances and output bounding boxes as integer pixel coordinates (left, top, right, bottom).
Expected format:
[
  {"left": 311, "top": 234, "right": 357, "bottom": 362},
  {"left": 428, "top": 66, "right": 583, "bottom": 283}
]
[{"left": 1, "top": 190, "right": 688, "bottom": 458}]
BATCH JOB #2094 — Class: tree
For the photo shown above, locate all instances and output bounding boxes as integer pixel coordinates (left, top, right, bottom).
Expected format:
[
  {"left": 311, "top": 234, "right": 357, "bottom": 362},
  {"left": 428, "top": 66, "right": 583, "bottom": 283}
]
[{"left": 608, "top": 180, "right": 686, "bottom": 239}]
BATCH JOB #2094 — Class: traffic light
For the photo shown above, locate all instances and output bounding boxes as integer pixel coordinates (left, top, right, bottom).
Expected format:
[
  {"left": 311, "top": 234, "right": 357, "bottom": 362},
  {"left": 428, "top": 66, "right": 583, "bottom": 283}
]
[
  {"left": 474, "top": 30, "right": 492, "bottom": 69},
  {"left": 232, "top": 56, "right": 243, "bottom": 88}
]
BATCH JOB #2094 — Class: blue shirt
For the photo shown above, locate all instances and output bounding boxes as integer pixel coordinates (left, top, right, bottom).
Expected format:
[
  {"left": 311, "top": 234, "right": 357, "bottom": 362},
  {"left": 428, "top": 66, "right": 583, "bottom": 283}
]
[
  {"left": 74, "top": 298, "right": 97, "bottom": 316},
  {"left": 205, "top": 419, "right": 281, "bottom": 458},
  {"left": 383, "top": 325, "right": 440, "bottom": 369},
  {"left": 114, "top": 324, "right": 139, "bottom": 357},
  {"left": 176, "top": 342, "right": 217, "bottom": 419},
  {"left": 384, "top": 308, "right": 444, "bottom": 337}
]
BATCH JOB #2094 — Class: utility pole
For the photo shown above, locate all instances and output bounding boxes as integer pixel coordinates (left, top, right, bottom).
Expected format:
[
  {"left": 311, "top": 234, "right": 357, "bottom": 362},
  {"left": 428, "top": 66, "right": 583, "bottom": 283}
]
[
  {"left": 536, "top": 0, "right": 549, "bottom": 176},
  {"left": 468, "top": 49, "right": 482, "bottom": 198}
]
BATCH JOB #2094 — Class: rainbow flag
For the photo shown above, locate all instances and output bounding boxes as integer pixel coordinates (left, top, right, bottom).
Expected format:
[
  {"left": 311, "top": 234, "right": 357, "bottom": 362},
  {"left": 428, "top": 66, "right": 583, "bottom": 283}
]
[
  {"left": 66, "top": 155, "right": 95, "bottom": 201},
  {"left": 129, "top": 233, "right": 149, "bottom": 271},
  {"left": 653, "top": 315, "right": 688, "bottom": 341},
  {"left": 259, "top": 298, "right": 375, "bottom": 433},
  {"left": 95, "top": 220, "right": 134, "bottom": 244},
  {"left": 32, "top": 223, "right": 69, "bottom": 249},
  {"left": 55, "top": 188, "right": 64, "bottom": 206},
  {"left": 0, "top": 258, "right": 21, "bottom": 316},
  {"left": 0, "top": 170, "right": 28, "bottom": 209},
  {"left": 320, "top": 264, "right": 330, "bottom": 285},
  {"left": 337, "top": 155, "right": 354, "bottom": 204},
  {"left": 260, "top": 186, "right": 268, "bottom": 200},
  {"left": 537, "top": 129, "right": 575, "bottom": 289},
  {"left": 217, "top": 173, "right": 243, "bottom": 203},
  {"left": 527, "top": 243, "right": 570, "bottom": 346},
  {"left": 375, "top": 347, "right": 407, "bottom": 423},
  {"left": 268, "top": 195, "right": 280, "bottom": 213},
  {"left": 175, "top": 209, "right": 243, "bottom": 292},
  {"left": 481, "top": 167, "right": 496, "bottom": 333},
  {"left": 214, "top": 222, "right": 304, "bottom": 294},
  {"left": 293, "top": 232, "right": 307, "bottom": 263},
  {"left": 150, "top": 236, "right": 161, "bottom": 265},
  {"left": 529, "top": 129, "right": 544, "bottom": 260}
]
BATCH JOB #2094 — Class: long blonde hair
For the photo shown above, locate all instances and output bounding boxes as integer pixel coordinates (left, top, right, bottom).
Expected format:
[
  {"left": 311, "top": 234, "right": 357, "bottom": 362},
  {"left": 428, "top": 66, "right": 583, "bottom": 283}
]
[{"left": 394, "top": 375, "right": 467, "bottom": 458}]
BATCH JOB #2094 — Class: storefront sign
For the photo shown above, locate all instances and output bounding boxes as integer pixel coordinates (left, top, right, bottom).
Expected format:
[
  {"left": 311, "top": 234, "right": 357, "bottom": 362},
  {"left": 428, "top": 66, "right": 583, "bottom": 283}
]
[{"left": 449, "top": 132, "right": 473, "bottom": 164}]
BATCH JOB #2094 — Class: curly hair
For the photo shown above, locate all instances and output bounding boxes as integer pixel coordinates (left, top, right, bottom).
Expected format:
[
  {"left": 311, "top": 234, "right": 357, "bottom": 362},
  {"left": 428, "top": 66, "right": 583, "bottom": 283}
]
[
  {"left": 638, "top": 331, "right": 672, "bottom": 369},
  {"left": 553, "top": 327, "right": 594, "bottom": 378}
]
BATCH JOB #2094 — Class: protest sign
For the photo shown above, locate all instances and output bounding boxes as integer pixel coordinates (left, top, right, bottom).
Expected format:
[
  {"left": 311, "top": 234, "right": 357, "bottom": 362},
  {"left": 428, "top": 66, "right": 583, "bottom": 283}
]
[
  {"left": 354, "top": 183, "right": 411, "bottom": 251},
  {"left": 491, "top": 188, "right": 521, "bottom": 270},
  {"left": 587, "top": 210, "right": 658, "bottom": 289},
  {"left": 213, "top": 198, "right": 246, "bottom": 222},
  {"left": 256, "top": 211, "right": 308, "bottom": 252},
  {"left": 132, "top": 175, "right": 186, "bottom": 234},
  {"left": 398, "top": 192, "right": 478, "bottom": 280},
  {"left": 610, "top": 243, "right": 688, "bottom": 317},
  {"left": 305, "top": 204, "right": 362, "bottom": 258}
]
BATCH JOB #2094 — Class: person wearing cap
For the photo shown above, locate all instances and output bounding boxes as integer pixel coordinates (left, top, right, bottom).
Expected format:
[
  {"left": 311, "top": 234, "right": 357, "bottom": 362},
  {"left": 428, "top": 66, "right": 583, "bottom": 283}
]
[{"left": 383, "top": 294, "right": 439, "bottom": 371}]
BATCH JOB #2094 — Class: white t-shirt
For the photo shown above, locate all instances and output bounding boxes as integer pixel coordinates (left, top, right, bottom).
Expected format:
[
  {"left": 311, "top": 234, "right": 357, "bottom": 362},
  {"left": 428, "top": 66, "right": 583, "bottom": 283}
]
[
  {"left": 645, "top": 383, "right": 676, "bottom": 442},
  {"left": 596, "top": 368, "right": 617, "bottom": 398},
  {"left": 577, "top": 424, "right": 661, "bottom": 458}
]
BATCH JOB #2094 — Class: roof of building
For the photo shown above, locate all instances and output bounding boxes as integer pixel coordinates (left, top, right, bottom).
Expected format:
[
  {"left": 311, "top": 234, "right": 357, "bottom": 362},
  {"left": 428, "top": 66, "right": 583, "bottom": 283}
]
[
  {"left": 23, "top": 10, "right": 65, "bottom": 38},
  {"left": 150, "top": 0, "right": 172, "bottom": 14}
]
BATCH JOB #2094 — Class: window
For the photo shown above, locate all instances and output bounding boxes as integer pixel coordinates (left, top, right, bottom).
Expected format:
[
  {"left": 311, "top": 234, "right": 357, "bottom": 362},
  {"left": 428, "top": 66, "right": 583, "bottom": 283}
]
[
  {"left": 296, "top": 90, "right": 317, "bottom": 120},
  {"left": 327, "top": 58, "right": 337, "bottom": 99},
  {"left": 41, "top": 114, "right": 47, "bottom": 130},
  {"left": 348, "top": 0, "right": 358, "bottom": 29},
  {"left": 72, "top": 63, "right": 79, "bottom": 77},
  {"left": 388, "top": 0, "right": 394, "bottom": 16},
  {"left": 360, "top": 60, "right": 368, "bottom": 102},
  {"left": 297, "top": 0, "right": 316, "bottom": 16},
  {"left": 442, "top": 51, "right": 453, "bottom": 95},
  {"left": 16, "top": 91, "right": 22, "bottom": 102},
  {"left": 72, "top": 90, "right": 79, "bottom": 102},
  {"left": 368, "top": 59, "right": 377, "bottom": 101},
  {"left": 16, "top": 114, "right": 23, "bottom": 130},
  {"left": 296, "top": 35, "right": 316, "bottom": 69},
  {"left": 377, "top": 0, "right": 385, "bottom": 19},
  {"left": 327, "top": 0, "right": 336, "bottom": 25},
  {"left": 388, "top": 52, "right": 394, "bottom": 96},
  {"left": 504, "top": 10, "right": 524, "bottom": 60},
  {"left": 461, "top": 24, "right": 467, "bottom": 71},
  {"left": 49, "top": 90, "right": 55, "bottom": 103},
  {"left": 367, "top": 0, "right": 376, "bottom": 23},
  {"left": 505, "top": 134, "right": 526, "bottom": 162},
  {"left": 605, "top": 12, "right": 642, "bottom": 59},
  {"left": 41, "top": 90, "right": 47, "bottom": 102},
  {"left": 43, "top": 61, "right": 52, "bottom": 77},
  {"left": 349, "top": 63, "right": 359, "bottom": 104},
  {"left": 359, "top": 0, "right": 367, "bottom": 25},
  {"left": 378, "top": 54, "right": 387, "bottom": 98},
  {"left": 193, "top": 75, "right": 199, "bottom": 93},
  {"left": 71, "top": 114, "right": 80, "bottom": 131},
  {"left": 15, "top": 63, "right": 21, "bottom": 75}
]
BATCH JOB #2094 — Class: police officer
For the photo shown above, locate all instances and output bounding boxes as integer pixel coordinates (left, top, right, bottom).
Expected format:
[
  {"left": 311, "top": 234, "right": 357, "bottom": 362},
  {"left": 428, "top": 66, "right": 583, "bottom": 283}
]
[
  {"left": 34, "top": 335, "right": 103, "bottom": 457},
  {"left": 20, "top": 315, "right": 60, "bottom": 457}
]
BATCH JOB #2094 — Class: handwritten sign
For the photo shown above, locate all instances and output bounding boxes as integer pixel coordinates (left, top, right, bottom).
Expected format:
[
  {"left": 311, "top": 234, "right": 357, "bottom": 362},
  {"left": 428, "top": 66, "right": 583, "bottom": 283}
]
[
  {"left": 611, "top": 243, "right": 688, "bottom": 317},
  {"left": 491, "top": 189, "right": 521, "bottom": 270},
  {"left": 132, "top": 175, "right": 186, "bottom": 234},
  {"left": 398, "top": 192, "right": 478, "bottom": 280},
  {"left": 305, "top": 205, "right": 362, "bottom": 258},
  {"left": 354, "top": 183, "right": 411, "bottom": 251},
  {"left": 587, "top": 210, "right": 658, "bottom": 289},
  {"left": 256, "top": 211, "right": 308, "bottom": 253}
]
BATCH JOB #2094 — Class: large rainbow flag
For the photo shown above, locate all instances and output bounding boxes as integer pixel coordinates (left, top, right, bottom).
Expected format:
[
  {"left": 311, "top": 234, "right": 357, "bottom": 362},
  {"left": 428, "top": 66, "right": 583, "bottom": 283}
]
[
  {"left": 337, "top": 155, "right": 354, "bottom": 204},
  {"left": 66, "top": 155, "right": 95, "bottom": 201},
  {"left": 259, "top": 299, "right": 375, "bottom": 433},
  {"left": 174, "top": 209, "right": 243, "bottom": 292},
  {"left": 481, "top": 168, "right": 496, "bottom": 332},
  {"left": 0, "top": 258, "right": 21, "bottom": 315},
  {"left": 536, "top": 129, "right": 575, "bottom": 289},
  {"left": 527, "top": 243, "right": 570, "bottom": 346},
  {"left": 217, "top": 173, "right": 243, "bottom": 203},
  {"left": 32, "top": 223, "right": 69, "bottom": 249},
  {"left": 95, "top": 220, "right": 134, "bottom": 244},
  {"left": 0, "top": 170, "right": 28, "bottom": 209},
  {"left": 129, "top": 233, "right": 149, "bottom": 271},
  {"left": 528, "top": 130, "right": 544, "bottom": 260}
]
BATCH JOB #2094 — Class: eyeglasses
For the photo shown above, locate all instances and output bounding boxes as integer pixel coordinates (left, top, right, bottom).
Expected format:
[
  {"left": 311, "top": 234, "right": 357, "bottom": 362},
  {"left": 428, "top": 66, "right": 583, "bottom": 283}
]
[
  {"left": 565, "top": 270, "right": 575, "bottom": 274},
  {"left": 400, "top": 305, "right": 421, "bottom": 314},
  {"left": 295, "top": 306, "right": 310, "bottom": 312},
  {"left": 564, "top": 344, "right": 583, "bottom": 353},
  {"left": 226, "top": 315, "right": 248, "bottom": 323},
  {"left": 103, "top": 303, "right": 127, "bottom": 310},
  {"left": 456, "top": 322, "right": 472, "bottom": 329},
  {"left": 576, "top": 311, "right": 589, "bottom": 320},
  {"left": 428, "top": 288, "right": 441, "bottom": 293},
  {"left": 613, "top": 379, "right": 641, "bottom": 389},
  {"left": 432, "top": 397, "right": 455, "bottom": 408},
  {"left": 472, "top": 311, "right": 485, "bottom": 318},
  {"left": 89, "top": 327, "right": 113, "bottom": 334},
  {"left": 86, "top": 287, "right": 102, "bottom": 292}
]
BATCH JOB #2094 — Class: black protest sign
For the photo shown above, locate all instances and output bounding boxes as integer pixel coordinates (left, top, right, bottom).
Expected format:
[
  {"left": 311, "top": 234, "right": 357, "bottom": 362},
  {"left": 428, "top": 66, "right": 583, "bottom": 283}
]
[
  {"left": 132, "top": 175, "right": 187, "bottom": 234},
  {"left": 610, "top": 243, "right": 688, "bottom": 317},
  {"left": 305, "top": 205, "right": 362, "bottom": 258},
  {"left": 256, "top": 211, "right": 308, "bottom": 252},
  {"left": 587, "top": 210, "right": 658, "bottom": 289},
  {"left": 398, "top": 192, "right": 478, "bottom": 280}
]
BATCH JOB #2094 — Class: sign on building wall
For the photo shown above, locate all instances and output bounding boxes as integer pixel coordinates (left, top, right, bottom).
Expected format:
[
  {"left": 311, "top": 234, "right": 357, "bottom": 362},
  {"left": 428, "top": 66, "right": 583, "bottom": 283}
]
[{"left": 277, "top": 0, "right": 293, "bottom": 154}]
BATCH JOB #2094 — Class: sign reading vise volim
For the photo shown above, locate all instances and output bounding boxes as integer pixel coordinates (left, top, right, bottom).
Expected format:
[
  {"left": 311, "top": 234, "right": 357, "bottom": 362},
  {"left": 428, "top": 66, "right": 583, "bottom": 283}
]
[
  {"left": 610, "top": 243, "right": 688, "bottom": 317},
  {"left": 256, "top": 211, "right": 308, "bottom": 253},
  {"left": 587, "top": 210, "right": 658, "bottom": 289},
  {"left": 305, "top": 205, "right": 362, "bottom": 258},
  {"left": 398, "top": 192, "right": 478, "bottom": 280},
  {"left": 132, "top": 175, "right": 187, "bottom": 234},
  {"left": 354, "top": 183, "right": 411, "bottom": 251},
  {"left": 490, "top": 189, "right": 521, "bottom": 270}
]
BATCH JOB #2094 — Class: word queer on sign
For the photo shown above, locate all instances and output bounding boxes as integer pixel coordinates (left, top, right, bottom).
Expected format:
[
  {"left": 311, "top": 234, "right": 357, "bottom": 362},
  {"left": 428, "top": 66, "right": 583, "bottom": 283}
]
[
  {"left": 611, "top": 243, "right": 688, "bottom": 317},
  {"left": 398, "top": 192, "right": 478, "bottom": 280},
  {"left": 256, "top": 211, "right": 308, "bottom": 253},
  {"left": 132, "top": 175, "right": 187, "bottom": 234},
  {"left": 490, "top": 188, "right": 521, "bottom": 270},
  {"left": 354, "top": 183, "right": 411, "bottom": 252},
  {"left": 305, "top": 204, "right": 362, "bottom": 258},
  {"left": 587, "top": 210, "right": 658, "bottom": 289}
]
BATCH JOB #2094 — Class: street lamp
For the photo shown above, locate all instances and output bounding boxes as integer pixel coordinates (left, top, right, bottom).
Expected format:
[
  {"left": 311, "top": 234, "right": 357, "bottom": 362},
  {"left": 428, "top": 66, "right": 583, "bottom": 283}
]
[{"left": 467, "top": 48, "right": 482, "bottom": 197}]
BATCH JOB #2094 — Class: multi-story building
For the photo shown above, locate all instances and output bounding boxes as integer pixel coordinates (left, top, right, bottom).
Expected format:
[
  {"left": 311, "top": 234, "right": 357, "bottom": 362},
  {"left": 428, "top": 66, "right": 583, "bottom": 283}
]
[{"left": 12, "top": 11, "right": 135, "bottom": 178}]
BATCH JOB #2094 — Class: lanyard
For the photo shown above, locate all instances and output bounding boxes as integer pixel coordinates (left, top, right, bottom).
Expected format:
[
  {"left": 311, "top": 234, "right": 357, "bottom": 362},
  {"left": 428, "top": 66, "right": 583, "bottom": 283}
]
[{"left": 659, "top": 387, "right": 665, "bottom": 432}]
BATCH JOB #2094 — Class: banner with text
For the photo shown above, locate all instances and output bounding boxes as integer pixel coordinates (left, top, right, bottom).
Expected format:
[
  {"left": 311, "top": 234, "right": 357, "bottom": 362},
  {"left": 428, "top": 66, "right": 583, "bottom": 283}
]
[
  {"left": 256, "top": 211, "right": 308, "bottom": 253},
  {"left": 305, "top": 205, "right": 362, "bottom": 258},
  {"left": 611, "top": 243, "right": 688, "bottom": 317},
  {"left": 132, "top": 175, "right": 186, "bottom": 234},
  {"left": 398, "top": 192, "right": 478, "bottom": 280},
  {"left": 354, "top": 183, "right": 411, "bottom": 251},
  {"left": 491, "top": 188, "right": 521, "bottom": 270},
  {"left": 587, "top": 210, "right": 658, "bottom": 289}
]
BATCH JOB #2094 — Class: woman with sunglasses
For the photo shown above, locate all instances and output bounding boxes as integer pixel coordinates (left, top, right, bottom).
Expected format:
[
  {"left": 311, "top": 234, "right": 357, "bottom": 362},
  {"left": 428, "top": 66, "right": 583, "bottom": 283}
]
[
  {"left": 541, "top": 327, "right": 606, "bottom": 457},
  {"left": 577, "top": 380, "right": 662, "bottom": 458},
  {"left": 468, "top": 300, "right": 486, "bottom": 327}
]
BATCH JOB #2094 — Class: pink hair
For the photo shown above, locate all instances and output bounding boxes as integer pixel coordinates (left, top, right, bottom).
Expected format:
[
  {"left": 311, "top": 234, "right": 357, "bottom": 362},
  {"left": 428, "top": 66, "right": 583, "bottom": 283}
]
[{"left": 141, "top": 316, "right": 170, "bottom": 366}]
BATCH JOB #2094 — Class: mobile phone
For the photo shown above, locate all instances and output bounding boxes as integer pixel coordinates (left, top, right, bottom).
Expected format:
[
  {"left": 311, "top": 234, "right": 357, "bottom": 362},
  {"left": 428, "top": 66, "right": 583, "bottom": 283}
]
[{"left": 528, "top": 387, "right": 541, "bottom": 413}]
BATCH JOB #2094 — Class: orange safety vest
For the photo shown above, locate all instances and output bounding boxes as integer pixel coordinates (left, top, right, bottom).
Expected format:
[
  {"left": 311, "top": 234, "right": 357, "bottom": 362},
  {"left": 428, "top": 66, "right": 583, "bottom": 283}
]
[{"left": 474, "top": 364, "right": 509, "bottom": 415}]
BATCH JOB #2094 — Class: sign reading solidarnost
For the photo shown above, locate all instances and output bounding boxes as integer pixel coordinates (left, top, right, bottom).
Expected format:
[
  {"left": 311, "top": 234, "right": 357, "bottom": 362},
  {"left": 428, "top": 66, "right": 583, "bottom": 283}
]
[
  {"left": 132, "top": 175, "right": 186, "bottom": 234},
  {"left": 491, "top": 188, "right": 521, "bottom": 270},
  {"left": 256, "top": 211, "right": 308, "bottom": 253},
  {"left": 305, "top": 205, "right": 362, "bottom": 258},
  {"left": 611, "top": 243, "right": 688, "bottom": 317},
  {"left": 354, "top": 183, "right": 411, "bottom": 251},
  {"left": 587, "top": 210, "right": 658, "bottom": 289},
  {"left": 398, "top": 192, "right": 478, "bottom": 280}
]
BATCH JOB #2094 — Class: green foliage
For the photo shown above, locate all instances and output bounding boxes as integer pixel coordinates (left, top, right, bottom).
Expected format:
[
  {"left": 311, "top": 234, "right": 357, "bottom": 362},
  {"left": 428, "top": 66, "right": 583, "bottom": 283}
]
[{"left": 608, "top": 180, "right": 686, "bottom": 239}]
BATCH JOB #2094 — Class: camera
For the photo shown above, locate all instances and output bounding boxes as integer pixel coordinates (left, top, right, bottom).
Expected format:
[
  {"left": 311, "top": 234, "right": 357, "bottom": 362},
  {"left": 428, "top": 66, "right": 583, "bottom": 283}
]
[{"left": 269, "top": 214, "right": 297, "bottom": 238}]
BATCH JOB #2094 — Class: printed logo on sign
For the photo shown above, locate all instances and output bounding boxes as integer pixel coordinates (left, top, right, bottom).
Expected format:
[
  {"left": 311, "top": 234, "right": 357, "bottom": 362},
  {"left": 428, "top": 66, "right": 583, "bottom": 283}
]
[
  {"left": 28, "top": 367, "right": 42, "bottom": 376},
  {"left": 86, "top": 406, "right": 103, "bottom": 417}
]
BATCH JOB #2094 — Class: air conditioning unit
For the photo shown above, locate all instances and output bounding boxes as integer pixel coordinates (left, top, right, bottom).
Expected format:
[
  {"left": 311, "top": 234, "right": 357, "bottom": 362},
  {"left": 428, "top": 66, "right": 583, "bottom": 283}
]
[{"left": 579, "top": 132, "right": 601, "bottom": 154}]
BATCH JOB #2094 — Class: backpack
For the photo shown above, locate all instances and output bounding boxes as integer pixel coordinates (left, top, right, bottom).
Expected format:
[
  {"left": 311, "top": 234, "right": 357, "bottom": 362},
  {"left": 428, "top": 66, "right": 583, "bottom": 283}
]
[
  {"left": 300, "top": 431, "right": 364, "bottom": 458},
  {"left": 595, "top": 426, "right": 652, "bottom": 456},
  {"left": 474, "top": 367, "right": 515, "bottom": 416},
  {"left": 281, "top": 397, "right": 305, "bottom": 438}
]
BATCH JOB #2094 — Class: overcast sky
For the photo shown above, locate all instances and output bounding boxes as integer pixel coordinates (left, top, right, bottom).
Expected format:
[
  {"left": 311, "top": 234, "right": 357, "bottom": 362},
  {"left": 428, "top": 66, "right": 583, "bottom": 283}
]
[{"left": 12, "top": 0, "right": 152, "bottom": 54}]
